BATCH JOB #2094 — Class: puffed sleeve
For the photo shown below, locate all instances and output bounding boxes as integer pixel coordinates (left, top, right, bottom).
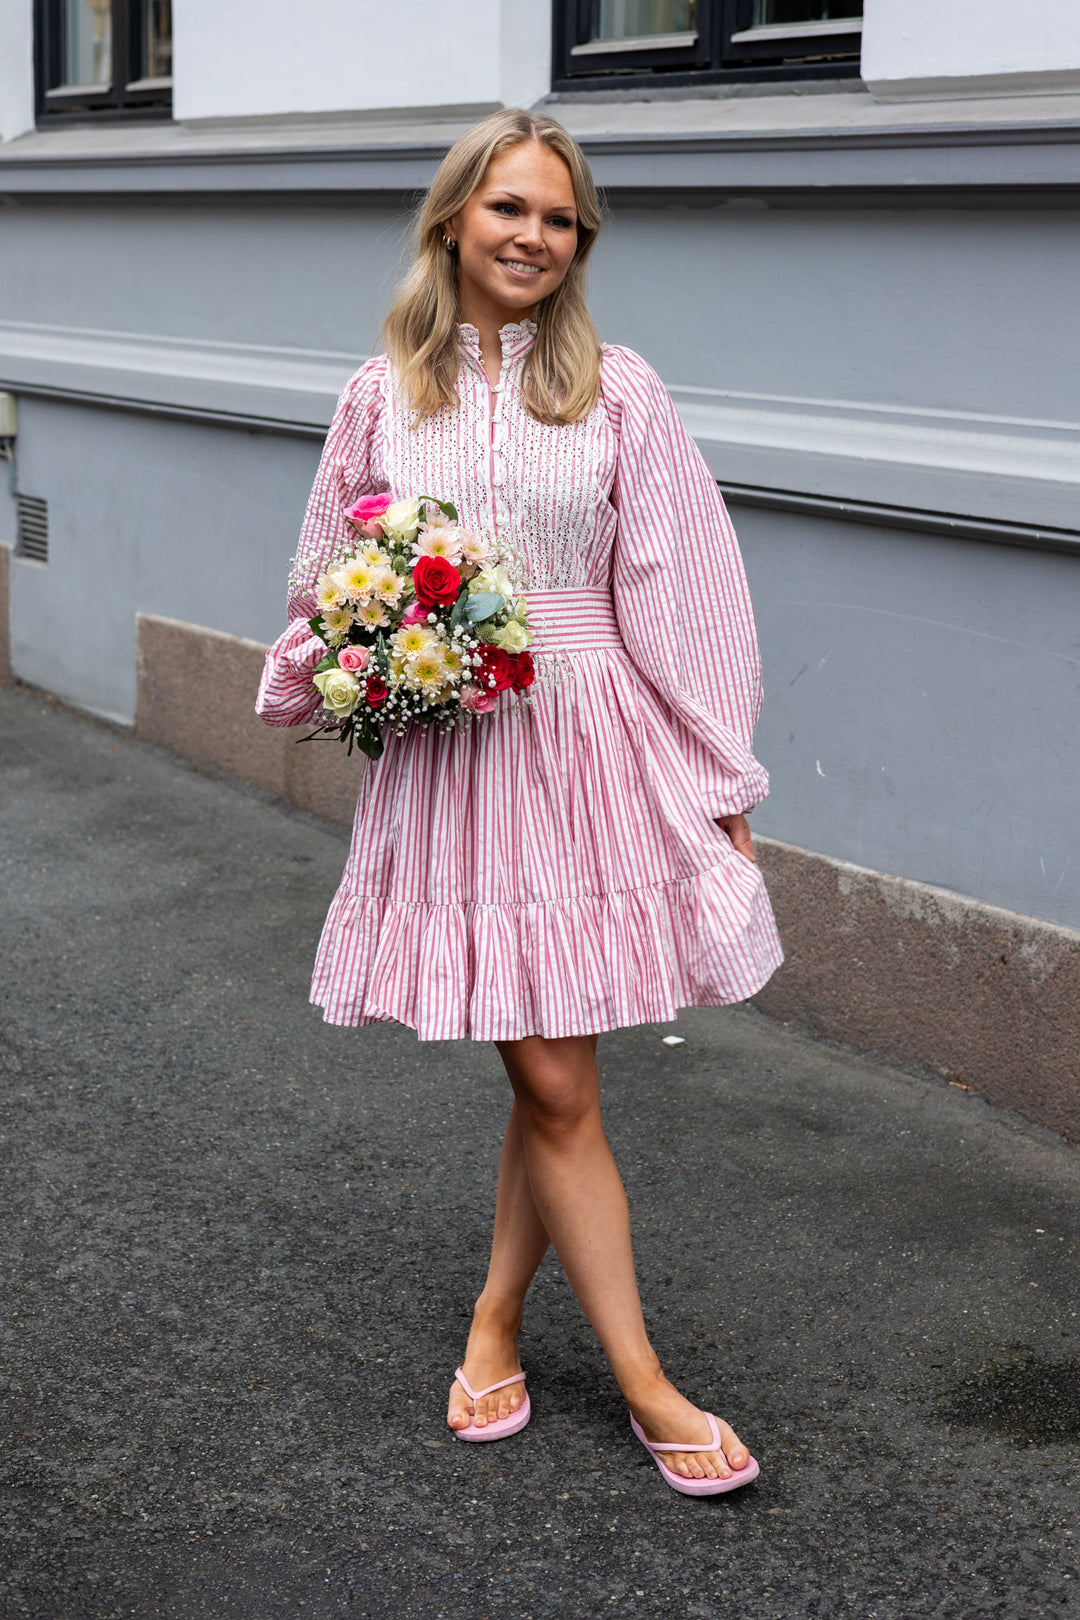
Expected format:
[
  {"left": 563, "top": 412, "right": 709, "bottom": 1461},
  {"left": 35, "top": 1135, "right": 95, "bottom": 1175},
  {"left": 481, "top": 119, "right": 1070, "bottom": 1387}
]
[
  {"left": 602, "top": 345, "right": 769, "bottom": 819},
  {"left": 256, "top": 357, "right": 388, "bottom": 728}
]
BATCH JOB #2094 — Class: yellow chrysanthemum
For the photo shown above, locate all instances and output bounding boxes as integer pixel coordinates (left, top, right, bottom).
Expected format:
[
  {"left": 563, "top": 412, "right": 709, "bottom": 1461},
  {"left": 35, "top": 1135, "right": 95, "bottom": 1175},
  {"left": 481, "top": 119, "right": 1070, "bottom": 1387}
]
[
  {"left": 357, "top": 598, "right": 389, "bottom": 629},
  {"left": 441, "top": 646, "right": 465, "bottom": 681},
  {"left": 319, "top": 606, "right": 353, "bottom": 640},
  {"left": 360, "top": 542, "right": 388, "bottom": 566},
  {"left": 409, "top": 648, "right": 448, "bottom": 693},
  {"left": 391, "top": 623, "right": 436, "bottom": 662},
  {"left": 315, "top": 577, "right": 345, "bottom": 611},
  {"left": 335, "top": 558, "right": 378, "bottom": 601},
  {"left": 373, "top": 565, "right": 405, "bottom": 605}
]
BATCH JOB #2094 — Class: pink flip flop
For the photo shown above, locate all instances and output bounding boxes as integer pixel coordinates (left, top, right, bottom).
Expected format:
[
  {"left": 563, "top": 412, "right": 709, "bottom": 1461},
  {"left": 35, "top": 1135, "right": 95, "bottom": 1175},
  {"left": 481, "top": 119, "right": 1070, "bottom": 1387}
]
[
  {"left": 451, "top": 1366, "right": 531, "bottom": 1442},
  {"left": 630, "top": 1411, "right": 760, "bottom": 1496}
]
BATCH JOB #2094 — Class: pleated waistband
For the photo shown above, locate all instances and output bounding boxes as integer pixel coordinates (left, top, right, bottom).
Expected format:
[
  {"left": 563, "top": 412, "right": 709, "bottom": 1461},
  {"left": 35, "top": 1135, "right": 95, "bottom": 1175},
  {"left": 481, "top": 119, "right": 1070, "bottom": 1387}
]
[{"left": 520, "top": 588, "right": 622, "bottom": 652}]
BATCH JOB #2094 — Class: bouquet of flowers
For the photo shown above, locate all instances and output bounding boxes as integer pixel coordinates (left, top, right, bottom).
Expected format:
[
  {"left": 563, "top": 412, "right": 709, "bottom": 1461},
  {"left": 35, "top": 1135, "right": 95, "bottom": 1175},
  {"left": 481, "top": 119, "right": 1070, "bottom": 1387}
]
[{"left": 304, "top": 492, "right": 534, "bottom": 760}]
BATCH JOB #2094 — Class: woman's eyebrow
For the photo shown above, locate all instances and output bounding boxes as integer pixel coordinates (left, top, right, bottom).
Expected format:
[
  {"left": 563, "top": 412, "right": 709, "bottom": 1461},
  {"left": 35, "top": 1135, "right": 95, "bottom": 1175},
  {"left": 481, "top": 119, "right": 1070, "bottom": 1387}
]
[{"left": 489, "top": 189, "right": 577, "bottom": 212}]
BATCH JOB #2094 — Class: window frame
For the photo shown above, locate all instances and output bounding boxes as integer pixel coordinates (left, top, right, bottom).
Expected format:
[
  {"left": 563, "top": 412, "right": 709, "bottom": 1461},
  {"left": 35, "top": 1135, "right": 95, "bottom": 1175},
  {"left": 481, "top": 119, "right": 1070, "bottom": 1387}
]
[
  {"left": 553, "top": 0, "right": 862, "bottom": 92},
  {"left": 34, "top": 0, "right": 173, "bottom": 124}
]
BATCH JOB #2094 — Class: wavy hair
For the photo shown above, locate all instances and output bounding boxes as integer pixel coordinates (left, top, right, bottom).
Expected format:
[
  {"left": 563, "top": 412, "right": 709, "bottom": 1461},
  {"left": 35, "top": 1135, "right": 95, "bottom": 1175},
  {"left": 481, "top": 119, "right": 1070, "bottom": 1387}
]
[{"left": 381, "top": 109, "right": 603, "bottom": 425}]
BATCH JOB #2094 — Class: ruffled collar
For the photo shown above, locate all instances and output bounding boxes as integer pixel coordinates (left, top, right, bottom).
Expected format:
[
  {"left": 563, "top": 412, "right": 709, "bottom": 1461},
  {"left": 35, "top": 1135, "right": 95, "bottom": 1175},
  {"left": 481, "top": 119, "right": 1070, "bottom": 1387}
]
[{"left": 458, "top": 318, "right": 537, "bottom": 367}]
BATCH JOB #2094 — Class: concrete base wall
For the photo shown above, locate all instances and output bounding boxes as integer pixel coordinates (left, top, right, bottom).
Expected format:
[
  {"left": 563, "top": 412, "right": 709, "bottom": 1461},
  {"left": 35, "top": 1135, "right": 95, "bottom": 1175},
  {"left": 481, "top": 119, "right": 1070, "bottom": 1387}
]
[
  {"left": 753, "top": 838, "right": 1080, "bottom": 1142},
  {"left": 0, "top": 543, "right": 10, "bottom": 685},
  {"left": 135, "top": 612, "right": 1080, "bottom": 1142},
  {"left": 134, "top": 613, "right": 360, "bottom": 827}
]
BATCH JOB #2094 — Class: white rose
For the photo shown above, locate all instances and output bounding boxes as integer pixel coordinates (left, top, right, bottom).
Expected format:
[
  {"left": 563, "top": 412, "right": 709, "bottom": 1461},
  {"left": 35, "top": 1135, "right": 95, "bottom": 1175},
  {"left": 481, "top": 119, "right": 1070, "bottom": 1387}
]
[
  {"left": 381, "top": 498, "right": 422, "bottom": 541},
  {"left": 471, "top": 564, "right": 514, "bottom": 600},
  {"left": 491, "top": 619, "right": 530, "bottom": 654},
  {"left": 313, "top": 667, "right": 362, "bottom": 716}
]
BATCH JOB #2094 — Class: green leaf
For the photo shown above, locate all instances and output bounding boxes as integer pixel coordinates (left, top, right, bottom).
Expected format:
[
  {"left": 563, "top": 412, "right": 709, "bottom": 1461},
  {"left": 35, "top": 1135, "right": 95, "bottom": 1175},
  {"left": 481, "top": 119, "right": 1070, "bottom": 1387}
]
[
  {"left": 463, "top": 592, "right": 503, "bottom": 624},
  {"left": 417, "top": 494, "right": 458, "bottom": 523},
  {"left": 313, "top": 652, "right": 337, "bottom": 674},
  {"left": 449, "top": 590, "right": 468, "bottom": 629},
  {"left": 308, "top": 614, "right": 330, "bottom": 643},
  {"left": 356, "top": 720, "right": 384, "bottom": 760}
]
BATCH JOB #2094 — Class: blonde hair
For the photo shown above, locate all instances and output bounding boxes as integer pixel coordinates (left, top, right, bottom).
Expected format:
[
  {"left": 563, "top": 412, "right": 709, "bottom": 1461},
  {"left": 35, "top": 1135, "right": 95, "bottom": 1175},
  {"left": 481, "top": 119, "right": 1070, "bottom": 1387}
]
[{"left": 381, "top": 109, "right": 603, "bottom": 425}]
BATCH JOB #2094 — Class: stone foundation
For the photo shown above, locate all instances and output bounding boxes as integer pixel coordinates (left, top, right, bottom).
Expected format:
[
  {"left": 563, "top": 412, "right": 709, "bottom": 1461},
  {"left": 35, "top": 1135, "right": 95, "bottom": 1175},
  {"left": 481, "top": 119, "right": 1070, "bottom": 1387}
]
[
  {"left": 753, "top": 838, "right": 1079, "bottom": 1141},
  {"left": 135, "top": 612, "right": 360, "bottom": 826},
  {"left": 0, "top": 543, "right": 11, "bottom": 685}
]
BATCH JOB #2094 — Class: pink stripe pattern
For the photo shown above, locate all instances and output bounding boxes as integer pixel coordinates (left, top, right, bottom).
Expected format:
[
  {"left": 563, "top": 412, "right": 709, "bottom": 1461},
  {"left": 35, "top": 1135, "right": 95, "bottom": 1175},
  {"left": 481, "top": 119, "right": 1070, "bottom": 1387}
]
[{"left": 257, "top": 322, "right": 783, "bottom": 1041}]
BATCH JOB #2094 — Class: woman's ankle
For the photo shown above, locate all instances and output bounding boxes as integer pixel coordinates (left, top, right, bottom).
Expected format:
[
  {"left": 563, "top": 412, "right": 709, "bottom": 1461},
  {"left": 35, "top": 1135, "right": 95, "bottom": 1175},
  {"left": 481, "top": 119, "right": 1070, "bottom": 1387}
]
[
  {"left": 613, "top": 1354, "right": 669, "bottom": 1411},
  {"left": 470, "top": 1290, "right": 524, "bottom": 1341}
]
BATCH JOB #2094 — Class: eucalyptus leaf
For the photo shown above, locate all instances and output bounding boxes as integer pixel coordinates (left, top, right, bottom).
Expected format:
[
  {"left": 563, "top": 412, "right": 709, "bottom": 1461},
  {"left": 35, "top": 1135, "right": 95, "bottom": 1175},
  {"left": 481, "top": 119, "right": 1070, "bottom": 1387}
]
[{"left": 463, "top": 592, "right": 503, "bottom": 624}]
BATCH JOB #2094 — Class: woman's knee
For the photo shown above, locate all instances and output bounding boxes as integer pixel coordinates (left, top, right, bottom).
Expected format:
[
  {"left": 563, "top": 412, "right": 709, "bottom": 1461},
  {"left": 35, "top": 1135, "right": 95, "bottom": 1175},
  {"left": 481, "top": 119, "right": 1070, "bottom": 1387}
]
[{"left": 498, "top": 1036, "right": 600, "bottom": 1139}]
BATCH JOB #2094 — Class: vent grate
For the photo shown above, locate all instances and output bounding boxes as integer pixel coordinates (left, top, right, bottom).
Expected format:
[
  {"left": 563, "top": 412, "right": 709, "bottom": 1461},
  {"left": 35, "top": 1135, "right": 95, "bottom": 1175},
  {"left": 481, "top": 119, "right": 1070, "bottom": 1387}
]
[{"left": 16, "top": 494, "right": 48, "bottom": 563}]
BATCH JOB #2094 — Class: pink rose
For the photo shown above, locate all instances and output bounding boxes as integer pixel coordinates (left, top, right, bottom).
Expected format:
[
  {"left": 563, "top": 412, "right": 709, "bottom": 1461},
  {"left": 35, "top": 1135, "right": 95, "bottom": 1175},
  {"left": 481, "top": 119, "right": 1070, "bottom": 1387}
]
[
  {"left": 337, "top": 645, "right": 370, "bottom": 673},
  {"left": 401, "top": 600, "right": 430, "bottom": 625},
  {"left": 347, "top": 492, "right": 393, "bottom": 539},
  {"left": 460, "top": 684, "right": 497, "bottom": 713}
]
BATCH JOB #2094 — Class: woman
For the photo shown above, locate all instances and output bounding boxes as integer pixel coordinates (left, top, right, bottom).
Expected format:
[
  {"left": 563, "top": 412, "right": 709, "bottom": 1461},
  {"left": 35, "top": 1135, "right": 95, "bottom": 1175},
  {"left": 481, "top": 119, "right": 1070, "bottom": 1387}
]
[{"left": 257, "top": 110, "right": 782, "bottom": 1496}]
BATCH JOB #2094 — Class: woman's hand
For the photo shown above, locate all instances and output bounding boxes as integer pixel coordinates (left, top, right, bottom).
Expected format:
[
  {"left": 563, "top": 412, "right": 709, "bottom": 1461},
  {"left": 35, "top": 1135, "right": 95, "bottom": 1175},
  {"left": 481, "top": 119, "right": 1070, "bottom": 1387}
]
[{"left": 716, "top": 813, "right": 755, "bottom": 864}]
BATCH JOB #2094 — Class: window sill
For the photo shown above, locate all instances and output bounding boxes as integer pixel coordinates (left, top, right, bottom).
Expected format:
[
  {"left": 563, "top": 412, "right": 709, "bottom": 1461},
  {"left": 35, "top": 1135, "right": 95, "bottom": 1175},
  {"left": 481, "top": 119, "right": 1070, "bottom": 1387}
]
[{"left": 0, "top": 90, "right": 1078, "bottom": 197}]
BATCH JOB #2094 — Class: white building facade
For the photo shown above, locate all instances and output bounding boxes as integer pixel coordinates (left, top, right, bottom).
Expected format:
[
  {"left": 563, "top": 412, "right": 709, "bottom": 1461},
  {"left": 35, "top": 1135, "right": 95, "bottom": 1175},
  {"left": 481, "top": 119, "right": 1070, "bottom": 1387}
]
[{"left": 1, "top": 0, "right": 1078, "bottom": 1129}]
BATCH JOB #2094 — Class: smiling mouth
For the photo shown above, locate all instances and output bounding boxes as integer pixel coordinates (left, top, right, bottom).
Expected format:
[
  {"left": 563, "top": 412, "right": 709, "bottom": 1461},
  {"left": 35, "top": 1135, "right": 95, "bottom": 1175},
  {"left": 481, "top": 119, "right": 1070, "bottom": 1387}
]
[{"left": 498, "top": 259, "right": 544, "bottom": 276}]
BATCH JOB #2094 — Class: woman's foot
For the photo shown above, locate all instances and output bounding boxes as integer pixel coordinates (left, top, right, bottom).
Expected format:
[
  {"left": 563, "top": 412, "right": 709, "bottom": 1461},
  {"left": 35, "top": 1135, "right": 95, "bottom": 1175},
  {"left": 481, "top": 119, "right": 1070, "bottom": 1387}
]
[
  {"left": 447, "top": 1308, "right": 527, "bottom": 1433},
  {"left": 627, "top": 1371, "right": 750, "bottom": 1481}
]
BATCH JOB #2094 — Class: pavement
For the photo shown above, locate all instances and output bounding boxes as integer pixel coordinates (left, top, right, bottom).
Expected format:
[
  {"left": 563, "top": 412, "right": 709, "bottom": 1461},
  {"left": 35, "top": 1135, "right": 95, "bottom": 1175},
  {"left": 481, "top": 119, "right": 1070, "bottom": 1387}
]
[{"left": 1, "top": 679, "right": 1078, "bottom": 1620}]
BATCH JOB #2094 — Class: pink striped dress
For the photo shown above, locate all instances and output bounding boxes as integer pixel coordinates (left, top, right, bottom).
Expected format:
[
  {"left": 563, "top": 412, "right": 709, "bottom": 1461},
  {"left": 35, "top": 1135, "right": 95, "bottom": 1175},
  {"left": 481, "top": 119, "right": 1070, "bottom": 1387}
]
[{"left": 257, "top": 321, "right": 783, "bottom": 1041}]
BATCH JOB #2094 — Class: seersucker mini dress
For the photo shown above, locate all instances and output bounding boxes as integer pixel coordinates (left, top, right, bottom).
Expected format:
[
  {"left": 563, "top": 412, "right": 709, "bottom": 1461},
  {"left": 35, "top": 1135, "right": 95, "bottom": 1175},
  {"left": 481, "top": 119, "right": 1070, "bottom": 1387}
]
[{"left": 256, "top": 320, "right": 784, "bottom": 1041}]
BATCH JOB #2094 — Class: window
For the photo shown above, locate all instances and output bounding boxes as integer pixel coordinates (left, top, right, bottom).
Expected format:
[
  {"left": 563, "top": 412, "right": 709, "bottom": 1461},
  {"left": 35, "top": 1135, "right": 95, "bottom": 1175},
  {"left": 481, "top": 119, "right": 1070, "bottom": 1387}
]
[
  {"left": 35, "top": 0, "right": 172, "bottom": 121},
  {"left": 554, "top": 1, "right": 862, "bottom": 90}
]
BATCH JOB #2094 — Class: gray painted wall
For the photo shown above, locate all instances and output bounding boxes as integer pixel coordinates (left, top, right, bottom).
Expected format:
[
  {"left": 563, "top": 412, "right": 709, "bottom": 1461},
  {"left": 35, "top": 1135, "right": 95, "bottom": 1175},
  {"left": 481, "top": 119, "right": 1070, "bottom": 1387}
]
[{"left": 2, "top": 192, "right": 1078, "bottom": 928}]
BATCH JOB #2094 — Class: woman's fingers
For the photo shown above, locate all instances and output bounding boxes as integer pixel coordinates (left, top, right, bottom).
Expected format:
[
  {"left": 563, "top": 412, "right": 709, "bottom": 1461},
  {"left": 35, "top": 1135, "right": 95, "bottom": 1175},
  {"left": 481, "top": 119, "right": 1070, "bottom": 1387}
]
[{"left": 716, "top": 812, "right": 756, "bottom": 863}]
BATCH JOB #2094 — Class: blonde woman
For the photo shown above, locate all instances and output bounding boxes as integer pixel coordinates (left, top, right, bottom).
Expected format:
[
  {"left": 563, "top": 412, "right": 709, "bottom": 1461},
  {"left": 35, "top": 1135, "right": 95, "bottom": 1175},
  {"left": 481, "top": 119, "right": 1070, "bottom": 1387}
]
[{"left": 258, "top": 110, "right": 782, "bottom": 1496}]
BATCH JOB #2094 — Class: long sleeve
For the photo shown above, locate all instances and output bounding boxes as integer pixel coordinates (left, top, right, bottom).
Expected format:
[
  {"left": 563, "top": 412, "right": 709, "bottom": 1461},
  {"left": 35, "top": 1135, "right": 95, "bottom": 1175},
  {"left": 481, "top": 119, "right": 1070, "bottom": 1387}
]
[
  {"left": 602, "top": 345, "right": 769, "bottom": 819},
  {"left": 256, "top": 357, "right": 388, "bottom": 728}
]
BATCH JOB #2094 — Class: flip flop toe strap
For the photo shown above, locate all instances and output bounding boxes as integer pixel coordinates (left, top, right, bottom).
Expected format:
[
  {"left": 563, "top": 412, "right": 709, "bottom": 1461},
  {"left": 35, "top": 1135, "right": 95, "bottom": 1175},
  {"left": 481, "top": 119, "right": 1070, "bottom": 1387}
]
[
  {"left": 641, "top": 1412, "right": 723, "bottom": 1454},
  {"left": 454, "top": 1366, "right": 527, "bottom": 1403}
]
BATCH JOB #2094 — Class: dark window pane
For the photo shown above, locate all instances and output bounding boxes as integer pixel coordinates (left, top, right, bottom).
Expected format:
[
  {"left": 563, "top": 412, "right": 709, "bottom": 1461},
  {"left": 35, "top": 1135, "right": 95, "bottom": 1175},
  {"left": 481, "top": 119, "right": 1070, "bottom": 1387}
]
[
  {"left": 591, "top": 0, "right": 697, "bottom": 41},
  {"left": 138, "top": 0, "right": 172, "bottom": 80},
  {"left": 56, "top": 0, "right": 112, "bottom": 90},
  {"left": 752, "top": 1, "right": 860, "bottom": 21}
]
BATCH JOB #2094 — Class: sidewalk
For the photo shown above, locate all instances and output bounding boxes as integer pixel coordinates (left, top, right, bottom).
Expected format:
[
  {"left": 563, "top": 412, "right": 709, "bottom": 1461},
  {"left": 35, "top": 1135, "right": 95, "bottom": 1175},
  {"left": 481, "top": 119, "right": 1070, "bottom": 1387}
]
[{"left": 1, "top": 681, "right": 1077, "bottom": 1620}]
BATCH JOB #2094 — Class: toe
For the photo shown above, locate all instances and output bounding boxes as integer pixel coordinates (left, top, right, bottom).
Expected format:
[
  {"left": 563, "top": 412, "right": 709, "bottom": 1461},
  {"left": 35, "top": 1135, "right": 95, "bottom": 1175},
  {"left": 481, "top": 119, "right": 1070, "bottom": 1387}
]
[
  {"left": 447, "top": 1380, "right": 474, "bottom": 1431},
  {"left": 717, "top": 1420, "right": 749, "bottom": 1471}
]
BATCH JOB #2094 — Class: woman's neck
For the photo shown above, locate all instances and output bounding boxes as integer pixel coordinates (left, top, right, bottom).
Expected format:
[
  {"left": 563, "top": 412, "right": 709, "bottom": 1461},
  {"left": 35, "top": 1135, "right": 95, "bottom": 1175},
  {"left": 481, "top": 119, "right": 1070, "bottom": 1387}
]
[{"left": 459, "top": 296, "right": 536, "bottom": 388}]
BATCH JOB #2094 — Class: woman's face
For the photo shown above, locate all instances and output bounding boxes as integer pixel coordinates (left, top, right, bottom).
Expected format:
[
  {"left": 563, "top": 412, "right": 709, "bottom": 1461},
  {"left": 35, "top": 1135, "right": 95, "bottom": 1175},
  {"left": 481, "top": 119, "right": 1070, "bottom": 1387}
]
[{"left": 446, "top": 141, "right": 579, "bottom": 328}]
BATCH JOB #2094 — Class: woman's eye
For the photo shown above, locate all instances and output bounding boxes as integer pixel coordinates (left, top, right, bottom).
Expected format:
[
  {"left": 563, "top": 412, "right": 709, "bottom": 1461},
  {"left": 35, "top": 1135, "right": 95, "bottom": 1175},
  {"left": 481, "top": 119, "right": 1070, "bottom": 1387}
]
[
  {"left": 548, "top": 216, "right": 573, "bottom": 229},
  {"left": 494, "top": 202, "right": 518, "bottom": 215}
]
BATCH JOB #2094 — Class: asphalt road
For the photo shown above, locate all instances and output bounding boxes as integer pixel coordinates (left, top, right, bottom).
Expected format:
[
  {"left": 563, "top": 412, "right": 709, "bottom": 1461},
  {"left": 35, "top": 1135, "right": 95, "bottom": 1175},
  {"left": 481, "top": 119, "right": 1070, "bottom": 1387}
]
[{"left": 1, "top": 681, "right": 1078, "bottom": 1620}]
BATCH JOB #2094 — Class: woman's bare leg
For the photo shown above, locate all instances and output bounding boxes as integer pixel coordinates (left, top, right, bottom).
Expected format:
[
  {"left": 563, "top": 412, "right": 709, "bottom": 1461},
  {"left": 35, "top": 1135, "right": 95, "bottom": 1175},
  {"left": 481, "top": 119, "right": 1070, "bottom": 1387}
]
[
  {"left": 486, "top": 1033, "right": 750, "bottom": 1480},
  {"left": 447, "top": 1099, "right": 549, "bottom": 1431},
  {"left": 448, "top": 1036, "right": 604, "bottom": 1432}
]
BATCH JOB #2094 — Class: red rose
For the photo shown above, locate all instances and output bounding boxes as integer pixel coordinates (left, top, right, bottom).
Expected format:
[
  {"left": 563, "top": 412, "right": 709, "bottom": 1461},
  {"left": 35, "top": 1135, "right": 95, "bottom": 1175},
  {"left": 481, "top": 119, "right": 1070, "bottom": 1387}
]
[
  {"left": 413, "top": 554, "right": 462, "bottom": 608},
  {"left": 510, "top": 651, "right": 535, "bottom": 691},
  {"left": 364, "top": 676, "right": 389, "bottom": 706},
  {"left": 478, "top": 645, "right": 514, "bottom": 693}
]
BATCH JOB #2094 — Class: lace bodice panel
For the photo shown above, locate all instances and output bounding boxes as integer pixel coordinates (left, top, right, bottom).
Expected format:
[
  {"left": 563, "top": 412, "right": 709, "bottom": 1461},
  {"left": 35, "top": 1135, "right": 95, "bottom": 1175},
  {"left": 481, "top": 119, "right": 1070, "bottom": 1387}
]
[{"left": 373, "top": 322, "right": 619, "bottom": 593}]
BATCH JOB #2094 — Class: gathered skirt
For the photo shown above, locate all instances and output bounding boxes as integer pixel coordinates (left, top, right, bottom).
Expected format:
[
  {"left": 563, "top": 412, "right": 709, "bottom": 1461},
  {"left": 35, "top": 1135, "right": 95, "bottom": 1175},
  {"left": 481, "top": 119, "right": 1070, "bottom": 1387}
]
[{"left": 310, "top": 588, "right": 783, "bottom": 1041}]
